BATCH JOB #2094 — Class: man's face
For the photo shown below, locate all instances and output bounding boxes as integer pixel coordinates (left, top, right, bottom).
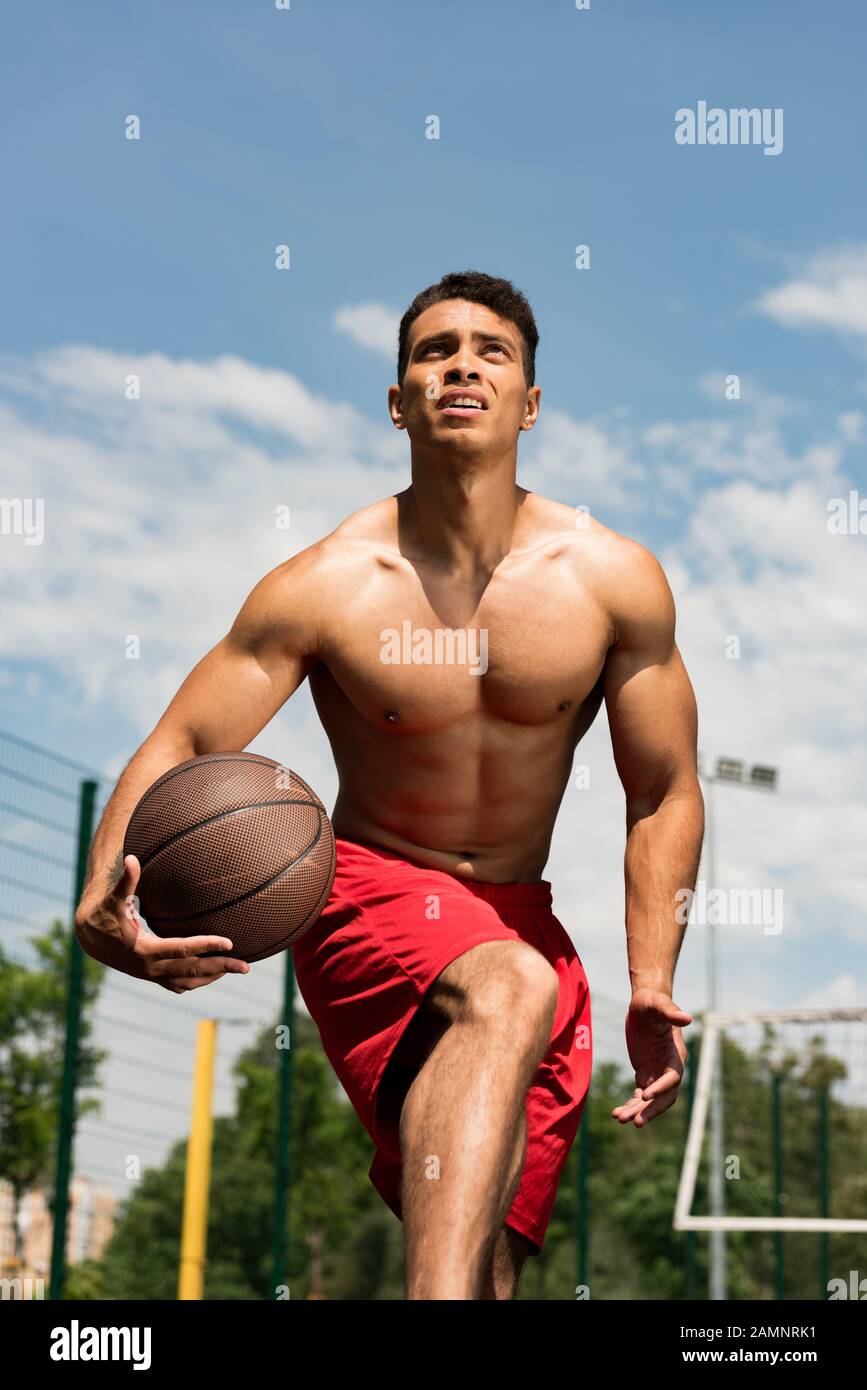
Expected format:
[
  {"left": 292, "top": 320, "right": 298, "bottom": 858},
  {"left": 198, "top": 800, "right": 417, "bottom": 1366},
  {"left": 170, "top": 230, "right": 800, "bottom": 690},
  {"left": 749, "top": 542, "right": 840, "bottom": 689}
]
[{"left": 388, "top": 299, "right": 540, "bottom": 456}]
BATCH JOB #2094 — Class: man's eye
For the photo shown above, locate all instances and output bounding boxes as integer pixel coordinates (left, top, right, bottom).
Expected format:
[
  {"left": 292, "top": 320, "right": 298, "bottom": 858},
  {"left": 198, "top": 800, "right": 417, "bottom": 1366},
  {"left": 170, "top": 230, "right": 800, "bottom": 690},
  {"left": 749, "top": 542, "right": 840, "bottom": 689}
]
[{"left": 484, "top": 344, "right": 507, "bottom": 355}]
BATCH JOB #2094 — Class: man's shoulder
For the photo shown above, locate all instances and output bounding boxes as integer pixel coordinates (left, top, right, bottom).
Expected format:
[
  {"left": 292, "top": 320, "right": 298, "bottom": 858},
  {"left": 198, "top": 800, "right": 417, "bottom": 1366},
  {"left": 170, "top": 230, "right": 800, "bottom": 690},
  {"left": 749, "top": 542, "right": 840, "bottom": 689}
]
[
  {"left": 523, "top": 492, "right": 663, "bottom": 580},
  {"left": 327, "top": 495, "right": 400, "bottom": 551},
  {"left": 264, "top": 496, "right": 400, "bottom": 590},
  {"left": 522, "top": 492, "right": 673, "bottom": 640}
]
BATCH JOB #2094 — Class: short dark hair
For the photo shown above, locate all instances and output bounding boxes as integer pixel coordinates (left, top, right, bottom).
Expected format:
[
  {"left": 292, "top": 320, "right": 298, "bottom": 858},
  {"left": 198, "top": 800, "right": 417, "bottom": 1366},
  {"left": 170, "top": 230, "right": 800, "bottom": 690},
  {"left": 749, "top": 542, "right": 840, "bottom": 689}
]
[{"left": 397, "top": 270, "right": 539, "bottom": 387}]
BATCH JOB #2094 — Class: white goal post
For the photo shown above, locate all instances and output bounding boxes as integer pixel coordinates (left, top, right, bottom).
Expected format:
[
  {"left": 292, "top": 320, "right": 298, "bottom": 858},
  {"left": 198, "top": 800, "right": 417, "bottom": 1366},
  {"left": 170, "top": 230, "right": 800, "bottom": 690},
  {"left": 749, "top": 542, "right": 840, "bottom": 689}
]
[{"left": 673, "top": 1007, "right": 867, "bottom": 1234}]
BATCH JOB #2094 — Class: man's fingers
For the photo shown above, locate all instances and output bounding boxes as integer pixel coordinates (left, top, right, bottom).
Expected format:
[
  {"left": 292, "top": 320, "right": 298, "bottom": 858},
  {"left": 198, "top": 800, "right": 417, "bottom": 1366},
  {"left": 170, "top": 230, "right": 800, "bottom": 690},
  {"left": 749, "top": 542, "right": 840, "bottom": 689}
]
[
  {"left": 612, "top": 1088, "right": 645, "bottom": 1122},
  {"left": 613, "top": 1077, "right": 682, "bottom": 1125},
  {"left": 613, "top": 1093, "right": 676, "bottom": 1126},
  {"left": 132, "top": 932, "right": 239, "bottom": 961},
  {"left": 640, "top": 1000, "right": 692, "bottom": 1027},
  {"left": 152, "top": 954, "right": 248, "bottom": 977},
  {"left": 632, "top": 1088, "right": 679, "bottom": 1126},
  {"left": 122, "top": 852, "right": 141, "bottom": 891},
  {"left": 163, "top": 972, "right": 238, "bottom": 992},
  {"left": 111, "top": 854, "right": 141, "bottom": 906},
  {"left": 641, "top": 1067, "right": 681, "bottom": 1100},
  {"left": 131, "top": 930, "right": 249, "bottom": 990},
  {"left": 665, "top": 1008, "right": 693, "bottom": 1026},
  {"left": 151, "top": 955, "right": 249, "bottom": 985}
]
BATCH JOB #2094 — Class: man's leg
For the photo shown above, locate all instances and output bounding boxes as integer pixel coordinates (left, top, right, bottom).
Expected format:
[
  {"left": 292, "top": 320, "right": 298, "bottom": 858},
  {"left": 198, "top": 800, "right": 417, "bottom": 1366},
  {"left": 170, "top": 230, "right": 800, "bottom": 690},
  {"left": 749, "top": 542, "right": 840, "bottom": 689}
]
[
  {"left": 479, "top": 1225, "right": 536, "bottom": 1300},
  {"left": 397, "top": 938, "right": 558, "bottom": 1300}
]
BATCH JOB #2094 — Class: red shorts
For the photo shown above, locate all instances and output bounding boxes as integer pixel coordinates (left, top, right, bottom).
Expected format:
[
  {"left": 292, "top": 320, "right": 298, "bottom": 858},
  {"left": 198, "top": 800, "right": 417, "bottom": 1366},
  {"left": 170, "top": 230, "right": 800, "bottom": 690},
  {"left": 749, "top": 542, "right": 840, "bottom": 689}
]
[{"left": 291, "top": 837, "right": 592, "bottom": 1253}]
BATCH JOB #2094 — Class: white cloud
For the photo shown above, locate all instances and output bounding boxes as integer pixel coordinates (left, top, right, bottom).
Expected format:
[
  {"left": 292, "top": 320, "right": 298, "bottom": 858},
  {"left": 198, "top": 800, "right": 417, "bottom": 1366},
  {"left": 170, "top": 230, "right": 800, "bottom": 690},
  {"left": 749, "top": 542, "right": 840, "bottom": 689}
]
[
  {"left": 801, "top": 973, "right": 865, "bottom": 1010},
  {"left": 695, "top": 372, "right": 803, "bottom": 424},
  {"left": 0, "top": 345, "right": 388, "bottom": 454},
  {"left": 0, "top": 346, "right": 405, "bottom": 720},
  {"left": 332, "top": 302, "right": 400, "bottom": 361},
  {"left": 522, "top": 411, "right": 645, "bottom": 511},
  {"left": 753, "top": 244, "right": 867, "bottom": 341},
  {"left": 837, "top": 410, "right": 865, "bottom": 443}
]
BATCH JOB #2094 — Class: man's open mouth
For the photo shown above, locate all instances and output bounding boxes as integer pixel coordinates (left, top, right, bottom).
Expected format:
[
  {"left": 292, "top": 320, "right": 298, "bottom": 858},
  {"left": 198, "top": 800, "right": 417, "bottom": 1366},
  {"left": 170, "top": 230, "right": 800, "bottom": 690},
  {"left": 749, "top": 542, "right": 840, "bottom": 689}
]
[{"left": 438, "top": 394, "right": 487, "bottom": 411}]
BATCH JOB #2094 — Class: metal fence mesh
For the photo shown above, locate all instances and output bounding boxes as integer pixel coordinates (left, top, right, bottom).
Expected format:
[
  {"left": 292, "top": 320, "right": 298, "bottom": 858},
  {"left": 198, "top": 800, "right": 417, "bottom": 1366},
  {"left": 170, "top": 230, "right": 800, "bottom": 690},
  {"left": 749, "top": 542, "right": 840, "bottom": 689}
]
[{"left": 0, "top": 728, "right": 285, "bottom": 1294}]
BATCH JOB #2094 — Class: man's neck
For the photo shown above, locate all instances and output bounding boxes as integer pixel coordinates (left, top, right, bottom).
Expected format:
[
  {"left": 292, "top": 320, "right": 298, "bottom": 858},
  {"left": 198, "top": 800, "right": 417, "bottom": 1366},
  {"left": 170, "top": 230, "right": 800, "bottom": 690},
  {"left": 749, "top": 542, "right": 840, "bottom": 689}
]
[{"left": 401, "top": 450, "right": 526, "bottom": 578}]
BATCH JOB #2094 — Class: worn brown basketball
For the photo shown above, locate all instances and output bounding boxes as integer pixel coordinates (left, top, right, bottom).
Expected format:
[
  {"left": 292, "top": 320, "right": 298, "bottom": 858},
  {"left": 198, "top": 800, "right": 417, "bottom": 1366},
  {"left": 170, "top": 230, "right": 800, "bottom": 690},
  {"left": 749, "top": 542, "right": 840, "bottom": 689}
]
[{"left": 123, "top": 752, "right": 336, "bottom": 962}]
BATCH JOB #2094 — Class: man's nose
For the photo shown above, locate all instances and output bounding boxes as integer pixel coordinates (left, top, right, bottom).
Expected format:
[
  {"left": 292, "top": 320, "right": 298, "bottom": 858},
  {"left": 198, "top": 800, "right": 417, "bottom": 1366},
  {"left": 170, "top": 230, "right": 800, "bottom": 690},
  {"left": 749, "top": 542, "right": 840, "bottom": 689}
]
[{"left": 444, "top": 361, "right": 480, "bottom": 382}]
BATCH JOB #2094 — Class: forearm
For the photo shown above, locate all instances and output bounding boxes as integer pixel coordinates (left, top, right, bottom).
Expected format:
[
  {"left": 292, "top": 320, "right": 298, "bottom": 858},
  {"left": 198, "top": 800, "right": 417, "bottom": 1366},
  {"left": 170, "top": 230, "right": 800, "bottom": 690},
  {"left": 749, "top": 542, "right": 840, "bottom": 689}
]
[
  {"left": 79, "top": 729, "right": 195, "bottom": 907},
  {"left": 623, "top": 783, "right": 704, "bottom": 995}
]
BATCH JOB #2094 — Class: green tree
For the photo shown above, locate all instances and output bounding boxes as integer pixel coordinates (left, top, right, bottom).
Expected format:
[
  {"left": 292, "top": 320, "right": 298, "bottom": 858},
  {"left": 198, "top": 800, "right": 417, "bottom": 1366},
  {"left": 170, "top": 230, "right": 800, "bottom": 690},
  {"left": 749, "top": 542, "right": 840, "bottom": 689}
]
[
  {"left": 95, "top": 1008, "right": 401, "bottom": 1299},
  {"left": 0, "top": 922, "right": 105, "bottom": 1264}
]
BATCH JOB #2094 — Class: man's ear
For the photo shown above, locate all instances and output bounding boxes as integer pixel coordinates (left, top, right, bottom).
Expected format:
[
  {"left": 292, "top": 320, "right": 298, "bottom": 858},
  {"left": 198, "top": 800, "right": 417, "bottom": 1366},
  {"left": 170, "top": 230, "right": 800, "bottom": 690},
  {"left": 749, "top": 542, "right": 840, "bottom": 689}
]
[
  {"left": 388, "top": 383, "right": 406, "bottom": 429},
  {"left": 520, "top": 385, "right": 541, "bottom": 431}
]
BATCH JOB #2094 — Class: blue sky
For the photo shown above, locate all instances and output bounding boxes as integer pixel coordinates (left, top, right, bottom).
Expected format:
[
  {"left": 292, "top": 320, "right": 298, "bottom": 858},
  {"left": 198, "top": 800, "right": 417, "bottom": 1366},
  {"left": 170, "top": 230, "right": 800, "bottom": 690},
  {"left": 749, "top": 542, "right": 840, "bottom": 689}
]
[
  {"left": 2, "top": 0, "right": 867, "bottom": 1100},
  {"left": 4, "top": 0, "right": 867, "bottom": 435}
]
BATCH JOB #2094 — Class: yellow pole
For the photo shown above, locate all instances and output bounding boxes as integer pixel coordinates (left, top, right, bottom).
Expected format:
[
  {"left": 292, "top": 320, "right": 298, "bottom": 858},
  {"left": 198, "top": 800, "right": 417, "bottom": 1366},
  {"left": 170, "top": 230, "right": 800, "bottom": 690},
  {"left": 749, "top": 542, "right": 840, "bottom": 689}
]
[{"left": 178, "top": 1019, "right": 217, "bottom": 1300}]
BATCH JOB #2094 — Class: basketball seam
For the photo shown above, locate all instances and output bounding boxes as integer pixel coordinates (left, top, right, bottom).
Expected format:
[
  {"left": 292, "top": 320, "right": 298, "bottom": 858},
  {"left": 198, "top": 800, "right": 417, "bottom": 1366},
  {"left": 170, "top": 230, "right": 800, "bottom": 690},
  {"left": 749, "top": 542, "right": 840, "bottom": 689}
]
[
  {"left": 128, "top": 752, "right": 273, "bottom": 812},
  {"left": 143, "top": 812, "right": 328, "bottom": 926},
  {"left": 297, "top": 838, "right": 337, "bottom": 933},
  {"left": 128, "top": 797, "right": 321, "bottom": 870},
  {"left": 124, "top": 752, "right": 321, "bottom": 830},
  {"left": 244, "top": 841, "right": 337, "bottom": 962}
]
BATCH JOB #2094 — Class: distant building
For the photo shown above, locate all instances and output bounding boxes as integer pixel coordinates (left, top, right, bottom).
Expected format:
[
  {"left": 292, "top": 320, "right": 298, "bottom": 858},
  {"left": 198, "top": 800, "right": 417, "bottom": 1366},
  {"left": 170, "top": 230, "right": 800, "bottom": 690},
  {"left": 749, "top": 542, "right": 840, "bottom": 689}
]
[{"left": 0, "top": 1177, "right": 117, "bottom": 1294}]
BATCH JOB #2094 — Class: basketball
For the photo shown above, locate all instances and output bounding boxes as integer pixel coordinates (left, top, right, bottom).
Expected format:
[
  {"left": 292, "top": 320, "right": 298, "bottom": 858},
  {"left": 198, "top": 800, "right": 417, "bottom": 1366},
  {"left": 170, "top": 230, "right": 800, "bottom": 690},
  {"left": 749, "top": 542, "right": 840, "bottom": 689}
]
[{"left": 122, "top": 751, "right": 336, "bottom": 962}]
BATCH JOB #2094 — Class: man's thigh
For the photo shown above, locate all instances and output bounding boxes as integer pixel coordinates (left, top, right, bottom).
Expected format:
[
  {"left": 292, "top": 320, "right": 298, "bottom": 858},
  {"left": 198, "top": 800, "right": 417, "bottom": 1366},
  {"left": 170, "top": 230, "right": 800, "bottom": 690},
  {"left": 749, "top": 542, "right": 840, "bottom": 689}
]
[{"left": 376, "top": 939, "right": 537, "bottom": 1137}]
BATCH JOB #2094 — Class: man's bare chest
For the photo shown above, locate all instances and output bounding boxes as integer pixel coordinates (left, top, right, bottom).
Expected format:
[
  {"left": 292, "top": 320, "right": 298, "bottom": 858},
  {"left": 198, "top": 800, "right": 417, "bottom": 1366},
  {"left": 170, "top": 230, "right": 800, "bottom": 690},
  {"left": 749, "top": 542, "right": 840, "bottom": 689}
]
[{"left": 316, "top": 568, "right": 611, "bottom": 733}]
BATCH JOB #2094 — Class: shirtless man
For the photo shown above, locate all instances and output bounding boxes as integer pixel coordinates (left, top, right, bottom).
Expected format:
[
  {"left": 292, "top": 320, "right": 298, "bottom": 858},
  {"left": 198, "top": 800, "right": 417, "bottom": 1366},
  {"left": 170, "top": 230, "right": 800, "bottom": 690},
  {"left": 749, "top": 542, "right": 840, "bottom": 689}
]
[{"left": 75, "top": 270, "right": 703, "bottom": 1301}]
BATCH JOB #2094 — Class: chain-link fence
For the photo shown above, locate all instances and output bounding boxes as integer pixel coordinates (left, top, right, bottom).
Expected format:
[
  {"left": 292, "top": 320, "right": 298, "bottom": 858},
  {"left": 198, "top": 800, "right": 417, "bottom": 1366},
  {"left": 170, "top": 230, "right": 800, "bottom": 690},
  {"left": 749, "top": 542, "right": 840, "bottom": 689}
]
[{"left": 0, "top": 728, "right": 289, "bottom": 1299}]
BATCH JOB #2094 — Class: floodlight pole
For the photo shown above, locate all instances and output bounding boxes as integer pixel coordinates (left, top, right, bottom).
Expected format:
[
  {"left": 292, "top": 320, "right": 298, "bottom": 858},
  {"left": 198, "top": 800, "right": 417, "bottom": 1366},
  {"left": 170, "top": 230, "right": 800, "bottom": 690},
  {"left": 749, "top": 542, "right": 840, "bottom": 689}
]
[
  {"left": 701, "top": 772, "right": 726, "bottom": 1301},
  {"left": 697, "top": 756, "right": 778, "bottom": 1302}
]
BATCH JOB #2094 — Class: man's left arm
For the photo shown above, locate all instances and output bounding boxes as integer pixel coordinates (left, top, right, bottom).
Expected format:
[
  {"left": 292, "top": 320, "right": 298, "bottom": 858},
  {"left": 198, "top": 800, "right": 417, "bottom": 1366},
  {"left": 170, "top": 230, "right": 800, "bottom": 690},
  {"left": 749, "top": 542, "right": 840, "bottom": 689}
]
[{"left": 603, "top": 544, "right": 704, "bottom": 1126}]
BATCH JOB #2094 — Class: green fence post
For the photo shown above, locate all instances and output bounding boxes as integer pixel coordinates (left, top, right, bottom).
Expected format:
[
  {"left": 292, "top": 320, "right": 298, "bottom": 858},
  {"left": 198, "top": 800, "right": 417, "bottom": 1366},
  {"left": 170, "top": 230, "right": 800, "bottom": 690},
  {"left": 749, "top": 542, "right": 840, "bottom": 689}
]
[
  {"left": 49, "top": 777, "right": 97, "bottom": 1301},
  {"left": 576, "top": 1102, "right": 589, "bottom": 1293},
  {"left": 818, "top": 1084, "right": 830, "bottom": 1300},
  {"left": 684, "top": 1034, "right": 698, "bottom": 1298},
  {"left": 772, "top": 1071, "right": 785, "bottom": 1301},
  {"left": 270, "top": 946, "right": 295, "bottom": 1297}
]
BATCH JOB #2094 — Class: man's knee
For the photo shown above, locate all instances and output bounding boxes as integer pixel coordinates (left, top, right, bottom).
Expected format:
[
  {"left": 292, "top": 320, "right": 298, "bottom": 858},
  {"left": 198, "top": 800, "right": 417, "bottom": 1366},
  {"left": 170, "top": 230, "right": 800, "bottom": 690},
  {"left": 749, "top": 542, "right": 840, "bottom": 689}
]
[
  {"left": 433, "top": 939, "right": 559, "bottom": 1037},
  {"left": 384, "top": 941, "right": 558, "bottom": 1140}
]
